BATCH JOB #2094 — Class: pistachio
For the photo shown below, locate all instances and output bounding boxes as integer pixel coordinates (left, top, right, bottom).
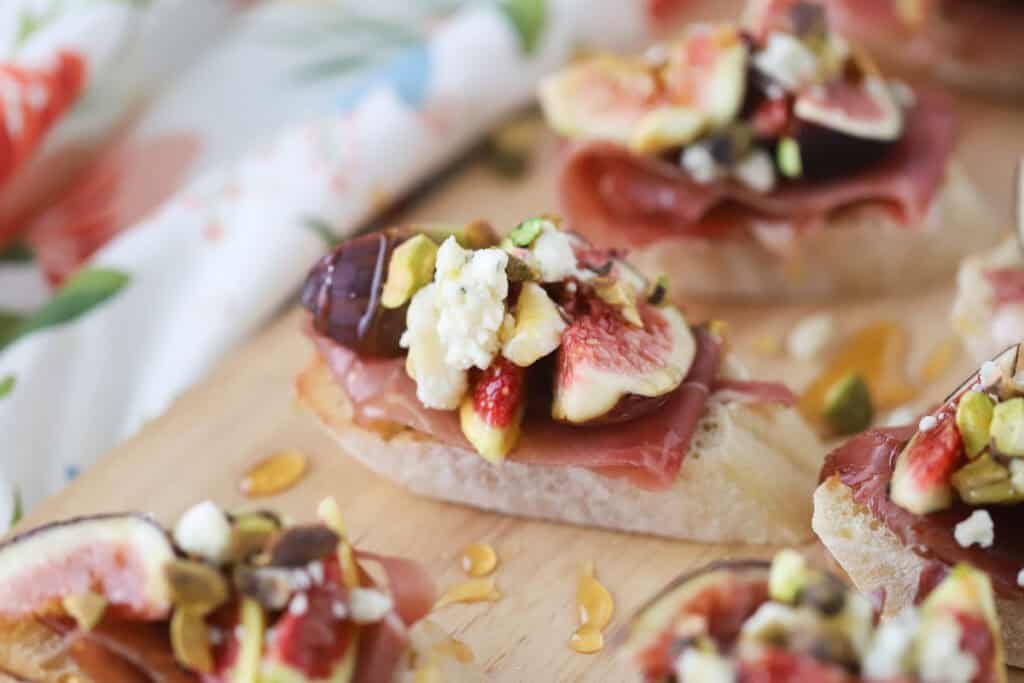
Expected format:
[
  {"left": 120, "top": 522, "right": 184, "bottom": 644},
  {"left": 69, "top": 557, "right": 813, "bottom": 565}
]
[
  {"left": 959, "top": 479, "right": 1024, "bottom": 506},
  {"left": 170, "top": 608, "right": 213, "bottom": 673},
  {"left": 956, "top": 391, "right": 994, "bottom": 458},
  {"left": 990, "top": 397, "right": 1024, "bottom": 457},
  {"left": 234, "top": 566, "right": 295, "bottom": 611},
  {"left": 234, "top": 599, "right": 265, "bottom": 683},
  {"left": 505, "top": 253, "right": 541, "bottom": 282},
  {"left": 268, "top": 525, "right": 339, "bottom": 567},
  {"left": 507, "top": 218, "right": 547, "bottom": 248},
  {"left": 229, "top": 512, "right": 281, "bottom": 562},
  {"left": 594, "top": 279, "right": 643, "bottom": 327},
  {"left": 823, "top": 371, "right": 873, "bottom": 436},
  {"left": 797, "top": 578, "right": 846, "bottom": 617},
  {"left": 952, "top": 453, "right": 1012, "bottom": 504},
  {"left": 776, "top": 137, "right": 802, "bottom": 179},
  {"left": 646, "top": 275, "right": 670, "bottom": 306},
  {"left": 460, "top": 220, "right": 501, "bottom": 249},
  {"left": 381, "top": 234, "right": 438, "bottom": 310},
  {"left": 165, "top": 559, "right": 230, "bottom": 614},
  {"left": 61, "top": 592, "right": 107, "bottom": 631}
]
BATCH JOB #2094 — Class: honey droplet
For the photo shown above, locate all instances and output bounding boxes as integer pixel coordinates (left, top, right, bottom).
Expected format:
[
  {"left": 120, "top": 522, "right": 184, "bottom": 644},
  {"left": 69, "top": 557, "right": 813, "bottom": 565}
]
[
  {"left": 433, "top": 637, "right": 475, "bottom": 663},
  {"left": 800, "top": 322, "right": 916, "bottom": 421},
  {"left": 920, "top": 336, "right": 961, "bottom": 385},
  {"left": 434, "top": 578, "right": 502, "bottom": 610},
  {"left": 460, "top": 542, "right": 498, "bottom": 577},
  {"left": 569, "top": 623, "right": 604, "bottom": 654},
  {"left": 576, "top": 564, "right": 613, "bottom": 631},
  {"left": 240, "top": 449, "right": 308, "bottom": 498},
  {"left": 412, "top": 660, "right": 442, "bottom": 683}
]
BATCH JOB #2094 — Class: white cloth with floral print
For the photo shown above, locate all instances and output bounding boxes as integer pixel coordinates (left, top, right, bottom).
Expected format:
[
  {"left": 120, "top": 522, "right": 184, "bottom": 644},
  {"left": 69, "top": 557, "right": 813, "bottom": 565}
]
[{"left": 0, "top": 0, "right": 677, "bottom": 529}]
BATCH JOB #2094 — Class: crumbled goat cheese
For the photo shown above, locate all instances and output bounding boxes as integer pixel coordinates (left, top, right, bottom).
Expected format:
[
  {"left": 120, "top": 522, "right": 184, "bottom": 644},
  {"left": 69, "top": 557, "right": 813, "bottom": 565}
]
[
  {"left": 918, "top": 415, "right": 938, "bottom": 432},
  {"left": 732, "top": 149, "right": 776, "bottom": 193},
  {"left": 332, "top": 600, "right": 349, "bottom": 620},
  {"left": 753, "top": 33, "right": 819, "bottom": 91},
  {"left": 531, "top": 225, "right": 580, "bottom": 282},
  {"left": 863, "top": 608, "right": 920, "bottom": 678},
  {"left": 954, "top": 510, "right": 994, "bottom": 549},
  {"left": 681, "top": 144, "right": 720, "bottom": 184},
  {"left": 979, "top": 360, "right": 1003, "bottom": 388},
  {"left": 173, "top": 501, "right": 231, "bottom": 565},
  {"left": 1018, "top": 569, "right": 1024, "bottom": 588},
  {"left": 918, "top": 616, "right": 978, "bottom": 683},
  {"left": 307, "top": 560, "right": 324, "bottom": 585},
  {"left": 349, "top": 588, "right": 394, "bottom": 624},
  {"left": 786, "top": 313, "right": 834, "bottom": 360},
  {"left": 884, "top": 407, "right": 916, "bottom": 427},
  {"left": 675, "top": 649, "right": 736, "bottom": 683},
  {"left": 401, "top": 283, "right": 468, "bottom": 410},
  {"left": 289, "top": 592, "right": 309, "bottom": 616}
]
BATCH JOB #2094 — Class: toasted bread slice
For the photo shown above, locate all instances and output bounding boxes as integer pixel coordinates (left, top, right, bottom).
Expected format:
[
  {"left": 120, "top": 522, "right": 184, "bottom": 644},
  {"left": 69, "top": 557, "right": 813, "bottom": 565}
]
[
  {"left": 813, "top": 475, "right": 1024, "bottom": 667},
  {"left": 297, "top": 357, "right": 823, "bottom": 545}
]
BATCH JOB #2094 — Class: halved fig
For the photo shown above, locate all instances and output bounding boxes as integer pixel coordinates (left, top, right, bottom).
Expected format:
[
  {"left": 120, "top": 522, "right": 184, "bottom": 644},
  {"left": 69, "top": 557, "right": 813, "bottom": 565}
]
[
  {"left": 0, "top": 514, "right": 175, "bottom": 620},
  {"left": 301, "top": 228, "right": 411, "bottom": 357},
  {"left": 459, "top": 357, "right": 527, "bottom": 464},
  {"left": 793, "top": 76, "right": 904, "bottom": 142},
  {"left": 552, "top": 297, "right": 696, "bottom": 425},
  {"left": 890, "top": 409, "right": 965, "bottom": 515},
  {"left": 788, "top": 120, "right": 894, "bottom": 181},
  {"left": 661, "top": 24, "right": 748, "bottom": 129},
  {"left": 538, "top": 56, "right": 659, "bottom": 147}
]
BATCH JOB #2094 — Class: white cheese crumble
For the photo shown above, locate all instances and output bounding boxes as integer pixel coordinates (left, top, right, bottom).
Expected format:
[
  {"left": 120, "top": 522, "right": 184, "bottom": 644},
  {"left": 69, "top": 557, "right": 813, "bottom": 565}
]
[
  {"left": 307, "top": 560, "right": 324, "bottom": 585},
  {"left": 918, "top": 616, "right": 978, "bottom": 683},
  {"left": 349, "top": 588, "right": 394, "bottom": 624},
  {"left": 401, "top": 283, "right": 468, "bottom": 410},
  {"left": 531, "top": 225, "right": 579, "bottom": 282},
  {"left": 173, "top": 501, "right": 231, "bottom": 565},
  {"left": 863, "top": 608, "right": 920, "bottom": 678},
  {"left": 954, "top": 509, "right": 994, "bottom": 549},
  {"left": 786, "top": 312, "right": 834, "bottom": 360},
  {"left": 674, "top": 649, "right": 736, "bottom": 683},
  {"left": 883, "top": 407, "right": 916, "bottom": 427},
  {"left": 681, "top": 143, "right": 720, "bottom": 184},
  {"left": 753, "top": 33, "right": 819, "bottom": 91},
  {"left": 289, "top": 592, "right": 309, "bottom": 616},
  {"left": 979, "top": 360, "right": 1003, "bottom": 388},
  {"left": 732, "top": 149, "right": 776, "bottom": 193},
  {"left": 1018, "top": 569, "right": 1024, "bottom": 588},
  {"left": 918, "top": 414, "right": 938, "bottom": 432},
  {"left": 332, "top": 600, "right": 348, "bottom": 620}
]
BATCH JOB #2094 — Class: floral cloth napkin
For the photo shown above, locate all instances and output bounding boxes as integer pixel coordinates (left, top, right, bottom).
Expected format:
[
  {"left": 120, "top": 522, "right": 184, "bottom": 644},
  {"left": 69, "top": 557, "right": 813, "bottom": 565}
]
[{"left": 0, "top": 0, "right": 683, "bottom": 529}]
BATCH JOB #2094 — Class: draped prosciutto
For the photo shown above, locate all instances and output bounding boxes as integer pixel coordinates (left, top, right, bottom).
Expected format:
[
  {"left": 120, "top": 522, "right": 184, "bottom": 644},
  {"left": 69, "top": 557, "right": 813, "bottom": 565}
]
[
  {"left": 821, "top": 427, "right": 1024, "bottom": 599},
  {"left": 313, "top": 325, "right": 797, "bottom": 491},
  {"left": 559, "top": 90, "right": 957, "bottom": 250}
]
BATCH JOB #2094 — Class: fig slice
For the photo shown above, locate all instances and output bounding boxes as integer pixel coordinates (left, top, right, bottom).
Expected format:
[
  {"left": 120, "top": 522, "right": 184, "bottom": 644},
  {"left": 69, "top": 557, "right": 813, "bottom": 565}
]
[
  {"left": 459, "top": 357, "right": 527, "bottom": 464},
  {"left": 793, "top": 76, "right": 904, "bottom": 142},
  {"left": 890, "top": 408, "right": 965, "bottom": 515},
  {"left": 0, "top": 514, "right": 175, "bottom": 620},
  {"left": 552, "top": 299, "right": 696, "bottom": 426}
]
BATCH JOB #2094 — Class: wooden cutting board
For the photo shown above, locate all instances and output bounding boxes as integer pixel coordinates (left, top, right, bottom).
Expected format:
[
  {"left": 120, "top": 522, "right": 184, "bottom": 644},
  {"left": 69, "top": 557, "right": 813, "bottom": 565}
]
[{"left": 16, "top": 78, "right": 1024, "bottom": 680}]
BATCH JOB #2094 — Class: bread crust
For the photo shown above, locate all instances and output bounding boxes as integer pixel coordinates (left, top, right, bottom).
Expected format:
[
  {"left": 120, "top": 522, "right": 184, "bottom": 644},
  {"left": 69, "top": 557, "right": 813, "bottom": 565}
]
[
  {"left": 297, "top": 358, "right": 823, "bottom": 545},
  {"left": 629, "top": 163, "right": 997, "bottom": 302},
  {"left": 813, "top": 476, "right": 1024, "bottom": 667}
]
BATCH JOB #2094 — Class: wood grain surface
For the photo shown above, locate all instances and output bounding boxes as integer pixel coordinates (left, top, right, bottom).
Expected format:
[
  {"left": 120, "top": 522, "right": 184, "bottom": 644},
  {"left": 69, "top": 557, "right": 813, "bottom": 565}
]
[{"left": 14, "top": 27, "right": 1024, "bottom": 683}]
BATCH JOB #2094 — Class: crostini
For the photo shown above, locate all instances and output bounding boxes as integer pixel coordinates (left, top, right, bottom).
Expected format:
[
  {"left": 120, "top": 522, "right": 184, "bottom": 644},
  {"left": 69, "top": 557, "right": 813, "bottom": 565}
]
[{"left": 296, "top": 217, "right": 823, "bottom": 544}]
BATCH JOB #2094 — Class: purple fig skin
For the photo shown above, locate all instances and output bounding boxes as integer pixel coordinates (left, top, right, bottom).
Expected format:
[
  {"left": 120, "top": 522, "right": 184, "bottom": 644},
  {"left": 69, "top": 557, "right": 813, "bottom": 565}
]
[
  {"left": 788, "top": 122, "right": 894, "bottom": 183},
  {"left": 0, "top": 513, "right": 170, "bottom": 555},
  {"left": 554, "top": 392, "right": 674, "bottom": 427},
  {"left": 301, "top": 229, "right": 410, "bottom": 357}
]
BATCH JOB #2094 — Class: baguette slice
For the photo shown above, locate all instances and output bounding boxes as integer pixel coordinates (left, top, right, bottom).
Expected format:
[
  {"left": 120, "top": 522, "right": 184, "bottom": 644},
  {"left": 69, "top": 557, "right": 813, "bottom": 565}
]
[
  {"left": 297, "top": 356, "right": 824, "bottom": 545},
  {"left": 813, "top": 475, "right": 1024, "bottom": 667},
  {"left": 0, "top": 616, "right": 481, "bottom": 683},
  {"left": 630, "top": 163, "right": 999, "bottom": 302}
]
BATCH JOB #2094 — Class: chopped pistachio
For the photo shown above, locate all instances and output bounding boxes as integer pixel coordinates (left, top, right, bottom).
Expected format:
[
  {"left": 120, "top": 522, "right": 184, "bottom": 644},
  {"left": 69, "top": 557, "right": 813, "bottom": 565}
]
[
  {"left": 268, "top": 525, "right": 339, "bottom": 567},
  {"left": 952, "top": 453, "right": 1011, "bottom": 504},
  {"left": 380, "top": 234, "right": 438, "bottom": 309},
  {"left": 165, "top": 560, "right": 230, "bottom": 615},
  {"left": 823, "top": 371, "right": 873, "bottom": 436},
  {"left": 507, "top": 218, "right": 547, "bottom": 247},
  {"left": 990, "top": 397, "right": 1024, "bottom": 457},
  {"left": 62, "top": 592, "right": 107, "bottom": 631},
  {"left": 956, "top": 391, "right": 994, "bottom": 458},
  {"left": 170, "top": 608, "right": 213, "bottom": 673},
  {"left": 229, "top": 512, "right": 280, "bottom": 562},
  {"left": 594, "top": 279, "right": 643, "bottom": 327},
  {"left": 647, "top": 274, "right": 670, "bottom": 306},
  {"left": 776, "top": 137, "right": 803, "bottom": 179}
]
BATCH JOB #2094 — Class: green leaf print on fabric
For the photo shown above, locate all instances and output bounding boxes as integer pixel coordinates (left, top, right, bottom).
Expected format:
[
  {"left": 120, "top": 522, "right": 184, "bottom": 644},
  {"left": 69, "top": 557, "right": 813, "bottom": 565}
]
[
  {"left": 0, "top": 242, "right": 34, "bottom": 263},
  {"left": 0, "top": 268, "right": 130, "bottom": 352},
  {"left": 0, "top": 313, "right": 24, "bottom": 349},
  {"left": 500, "top": 0, "right": 546, "bottom": 54},
  {"left": 0, "top": 374, "right": 14, "bottom": 399},
  {"left": 10, "top": 487, "right": 22, "bottom": 528}
]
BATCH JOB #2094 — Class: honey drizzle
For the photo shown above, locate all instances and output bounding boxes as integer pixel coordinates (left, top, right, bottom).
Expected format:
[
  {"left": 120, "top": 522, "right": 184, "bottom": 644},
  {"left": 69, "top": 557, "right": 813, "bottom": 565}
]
[
  {"left": 434, "top": 578, "right": 502, "bottom": 609},
  {"left": 800, "top": 321, "right": 916, "bottom": 422},
  {"left": 571, "top": 562, "right": 614, "bottom": 654},
  {"left": 239, "top": 449, "right": 308, "bottom": 497},
  {"left": 460, "top": 542, "right": 498, "bottom": 577}
]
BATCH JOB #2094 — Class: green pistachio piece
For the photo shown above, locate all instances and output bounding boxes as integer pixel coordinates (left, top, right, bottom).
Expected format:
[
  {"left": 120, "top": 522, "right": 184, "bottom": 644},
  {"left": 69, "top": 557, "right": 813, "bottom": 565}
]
[
  {"left": 769, "top": 549, "right": 809, "bottom": 604},
  {"left": 507, "top": 218, "right": 547, "bottom": 248},
  {"left": 959, "top": 479, "right": 1024, "bottom": 506},
  {"left": 233, "top": 598, "right": 265, "bottom": 683},
  {"left": 952, "top": 452, "right": 1011, "bottom": 504},
  {"left": 380, "top": 234, "right": 438, "bottom": 309},
  {"left": 165, "top": 559, "right": 230, "bottom": 615},
  {"left": 647, "top": 274, "right": 670, "bottom": 306},
  {"left": 823, "top": 371, "right": 873, "bottom": 436},
  {"left": 956, "top": 391, "right": 994, "bottom": 458},
  {"left": 61, "top": 592, "right": 108, "bottom": 631},
  {"left": 776, "top": 137, "right": 803, "bottom": 179},
  {"left": 229, "top": 512, "right": 281, "bottom": 562},
  {"left": 990, "top": 397, "right": 1024, "bottom": 457},
  {"left": 171, "top": 608, "right": 214, "bottom": 673}
]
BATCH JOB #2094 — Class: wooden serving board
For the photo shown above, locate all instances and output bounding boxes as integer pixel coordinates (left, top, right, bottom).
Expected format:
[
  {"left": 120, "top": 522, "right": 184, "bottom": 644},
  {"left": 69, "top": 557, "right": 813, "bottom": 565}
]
[{"left": 17, "top": 80, "right": 1024, "bottom": 679}]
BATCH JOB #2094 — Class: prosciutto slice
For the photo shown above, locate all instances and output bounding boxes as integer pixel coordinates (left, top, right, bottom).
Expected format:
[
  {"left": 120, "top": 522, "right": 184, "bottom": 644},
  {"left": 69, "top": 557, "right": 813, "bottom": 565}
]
[
  {"left": 820, "top": 427, "right": 1024, "bottom": 599},
  {"left": 315, "top": 326, "right": 738, "bottom": 490},
  {"left": 559, "top": 90, "right": 956, "bottom": 250}
]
